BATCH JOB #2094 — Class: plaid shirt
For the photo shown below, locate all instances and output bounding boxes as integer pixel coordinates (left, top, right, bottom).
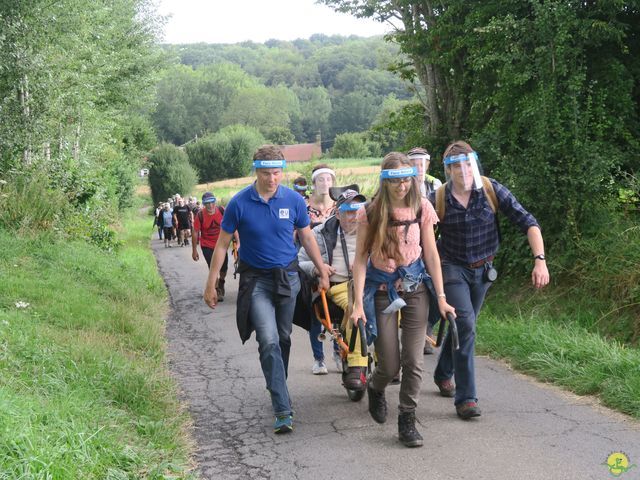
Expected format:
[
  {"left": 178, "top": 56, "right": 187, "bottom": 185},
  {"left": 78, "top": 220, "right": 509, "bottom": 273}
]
[{"left": 428, "top": 178, "right": 539, "bottom": 265}]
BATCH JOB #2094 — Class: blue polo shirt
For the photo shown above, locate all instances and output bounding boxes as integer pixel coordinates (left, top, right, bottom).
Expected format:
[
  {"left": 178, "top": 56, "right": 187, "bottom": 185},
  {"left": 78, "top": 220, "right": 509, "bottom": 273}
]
[{"left": 221, "top": 183, "right": 310, "bottom": 269}]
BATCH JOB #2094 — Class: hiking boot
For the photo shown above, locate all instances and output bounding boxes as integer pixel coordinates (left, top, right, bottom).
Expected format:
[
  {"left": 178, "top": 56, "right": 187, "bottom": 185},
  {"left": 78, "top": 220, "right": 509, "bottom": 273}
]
[
  {"left": 274, "top": 414, "right": 293, "bottom": 434},
  {"left": 343, "top": 366, "right": 365, "bottom": 390},
  {"left": 312, "top": 359, "right": 328, "bottom": 375},
  {"left": 184, "top": 239, "right": 189, "bottom": 246},
  {"left": 398, "top": 411, "right": 423, "bottom": 448},
  {"left": 332, "top": 351, "right": 343, "bottom": 373},
  {"left": 456, "top": 400, "right": 482, "bottom": 419},
  {"left": 367, "top": 384, "right": 387, "bottom": 424},
  {"left": 435, "top": 378, "right": 456, "bottom": 397}
]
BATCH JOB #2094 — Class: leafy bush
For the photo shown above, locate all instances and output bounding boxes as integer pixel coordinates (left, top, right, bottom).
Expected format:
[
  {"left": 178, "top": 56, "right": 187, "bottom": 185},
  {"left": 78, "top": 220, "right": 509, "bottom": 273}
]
[
  {"left": 330, "top": 132, "right": 370, "bottom": 158},
  {"left": 148, "top": 144, "right": 198, "bottom": 205},
  {"left": 186, "top": 125, "right": 264, "bottom": 182},
  {"left": 0, "top": 169, "right": 68, "bottom": 234}
]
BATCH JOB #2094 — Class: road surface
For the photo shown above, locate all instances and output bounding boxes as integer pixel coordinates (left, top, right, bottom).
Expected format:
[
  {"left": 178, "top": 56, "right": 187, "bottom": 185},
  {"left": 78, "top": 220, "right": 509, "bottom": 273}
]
[{"left": 153, "top": 239, "right": 640, "bottom": 480}]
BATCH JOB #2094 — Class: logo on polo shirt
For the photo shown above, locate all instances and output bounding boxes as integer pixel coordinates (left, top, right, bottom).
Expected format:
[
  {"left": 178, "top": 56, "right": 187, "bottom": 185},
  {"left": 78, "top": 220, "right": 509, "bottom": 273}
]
[{"left": 279, "top": 208, "right": 290, "bottom": 219}]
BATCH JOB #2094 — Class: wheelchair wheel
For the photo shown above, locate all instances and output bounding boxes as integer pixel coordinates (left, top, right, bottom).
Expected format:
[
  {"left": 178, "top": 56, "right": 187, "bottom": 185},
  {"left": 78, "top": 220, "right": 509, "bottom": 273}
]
[{"left": 346, "top": 388, "right": 365, "bottom": 402}]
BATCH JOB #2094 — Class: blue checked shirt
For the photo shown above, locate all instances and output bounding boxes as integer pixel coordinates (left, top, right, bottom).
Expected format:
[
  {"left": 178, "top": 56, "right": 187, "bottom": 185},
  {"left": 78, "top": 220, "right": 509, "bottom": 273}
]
[{"left": 428, "top": 178, "right": 539, "bottom": 266}]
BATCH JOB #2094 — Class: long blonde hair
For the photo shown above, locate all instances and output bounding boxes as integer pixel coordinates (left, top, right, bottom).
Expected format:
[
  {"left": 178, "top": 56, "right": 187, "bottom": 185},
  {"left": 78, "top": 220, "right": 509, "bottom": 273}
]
[{"left": 364, "top": 152, "right": 422, "bottom": 264}]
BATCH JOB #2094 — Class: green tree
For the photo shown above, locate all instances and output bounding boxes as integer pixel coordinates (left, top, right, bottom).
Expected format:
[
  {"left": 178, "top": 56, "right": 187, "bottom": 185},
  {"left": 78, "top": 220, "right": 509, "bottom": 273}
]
[
  {"left": 148, "top": 144, "right": 198, "bottom": 204},
  {"left": 330, "top": 132, "right": 370, "bottom": 158}
]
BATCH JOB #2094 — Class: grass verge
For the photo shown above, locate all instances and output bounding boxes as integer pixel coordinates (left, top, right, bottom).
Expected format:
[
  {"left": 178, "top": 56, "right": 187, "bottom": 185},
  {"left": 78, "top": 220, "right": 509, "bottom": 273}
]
[
  {"left": 0, "top": 204, "right": 195, "bottom": 478},
  {"left": 478, "top": 287, "right": 640, "bottom": 419}
]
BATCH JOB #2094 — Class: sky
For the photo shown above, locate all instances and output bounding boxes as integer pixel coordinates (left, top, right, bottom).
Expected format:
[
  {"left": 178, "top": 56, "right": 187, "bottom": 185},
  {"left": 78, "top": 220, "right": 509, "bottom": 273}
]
[{"left": 156, "top": 0, "right": 392, "bottom": 44}]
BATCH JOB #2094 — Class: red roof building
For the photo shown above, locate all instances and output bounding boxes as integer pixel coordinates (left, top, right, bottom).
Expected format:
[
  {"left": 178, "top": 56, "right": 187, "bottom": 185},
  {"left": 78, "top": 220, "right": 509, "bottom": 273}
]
[{"left": 280, "top": 143, "right": 322, "bottom": 162}]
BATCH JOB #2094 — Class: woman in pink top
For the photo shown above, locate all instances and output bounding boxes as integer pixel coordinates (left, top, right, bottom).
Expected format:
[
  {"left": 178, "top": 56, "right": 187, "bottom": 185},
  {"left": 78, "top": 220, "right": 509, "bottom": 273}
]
[
  {"left": 307, "top": 163, "right": 337, "bottom": 228},
  {"left": 350, "top": 152, "right": 455, "bottom": 448}
]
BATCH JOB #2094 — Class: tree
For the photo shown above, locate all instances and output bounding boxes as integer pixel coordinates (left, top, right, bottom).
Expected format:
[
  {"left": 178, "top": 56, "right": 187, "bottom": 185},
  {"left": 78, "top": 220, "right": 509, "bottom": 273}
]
[
  {"left": 330, "top": 132, "right": 370, "bottom": 158},
  {"left": 148, "top": 144, "right": 198, "bottom": 205}
]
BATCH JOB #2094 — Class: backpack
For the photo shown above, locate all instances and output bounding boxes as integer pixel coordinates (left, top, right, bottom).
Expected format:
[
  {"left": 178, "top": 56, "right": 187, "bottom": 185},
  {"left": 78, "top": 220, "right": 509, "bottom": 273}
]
[
  {"left": 197, "top": 206, "right": 225, "bottom": 233},
  {"left": 435, "top": 176, "right": 498, "bottom": 221}
]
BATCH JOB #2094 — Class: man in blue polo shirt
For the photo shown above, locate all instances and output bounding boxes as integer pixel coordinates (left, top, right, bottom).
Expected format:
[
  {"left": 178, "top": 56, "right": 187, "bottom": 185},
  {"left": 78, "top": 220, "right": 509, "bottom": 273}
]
[{"left": 204, "top": 144, "right": 330, "bottom": 434}]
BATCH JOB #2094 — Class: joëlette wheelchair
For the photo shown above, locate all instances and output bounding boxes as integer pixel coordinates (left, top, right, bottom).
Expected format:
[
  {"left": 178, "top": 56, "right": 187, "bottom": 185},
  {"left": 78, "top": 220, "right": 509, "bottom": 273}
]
[{"left": 313, "top": 287, "right": 370, "bottom": 402}]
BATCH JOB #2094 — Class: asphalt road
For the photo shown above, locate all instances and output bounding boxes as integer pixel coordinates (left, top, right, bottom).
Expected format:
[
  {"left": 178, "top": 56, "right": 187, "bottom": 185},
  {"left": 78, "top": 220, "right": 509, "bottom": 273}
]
[{"left": 153, "top": 238, "right": 640, "bottom": 480}]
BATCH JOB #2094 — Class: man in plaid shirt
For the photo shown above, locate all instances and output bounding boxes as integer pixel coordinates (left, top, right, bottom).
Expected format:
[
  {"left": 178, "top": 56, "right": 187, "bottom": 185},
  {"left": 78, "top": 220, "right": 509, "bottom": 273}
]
[{"left": 428, "top": 140, "right": 550, "bottom": 419}]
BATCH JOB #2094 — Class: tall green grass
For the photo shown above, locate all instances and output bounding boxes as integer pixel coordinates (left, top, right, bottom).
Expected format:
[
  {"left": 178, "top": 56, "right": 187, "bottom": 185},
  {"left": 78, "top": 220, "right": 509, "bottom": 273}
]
[
  {"left": 477, "top": 312, "right": 640, "bottom": 418},
  {"left": 0, "top": 207, "right": 195, "bottom": 478}
]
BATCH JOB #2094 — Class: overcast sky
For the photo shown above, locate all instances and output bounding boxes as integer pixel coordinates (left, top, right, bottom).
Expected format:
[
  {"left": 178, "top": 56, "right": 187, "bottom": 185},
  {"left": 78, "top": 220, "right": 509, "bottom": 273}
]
[{"left": 156, "top": 0, "right": 391, "bottom": 44}]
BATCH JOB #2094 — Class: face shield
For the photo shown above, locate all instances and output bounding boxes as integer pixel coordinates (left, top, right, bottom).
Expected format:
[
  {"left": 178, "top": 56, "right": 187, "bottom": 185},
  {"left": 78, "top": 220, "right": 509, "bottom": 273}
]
[
  {"left": 380, "top": 166, "right": 418, "bottom": 185},
  {"left": 407, "top": 153, "right": 429, "bottom": 178},
  {"left": 444, "top": 151, "right": 483, "bottom": 192}
]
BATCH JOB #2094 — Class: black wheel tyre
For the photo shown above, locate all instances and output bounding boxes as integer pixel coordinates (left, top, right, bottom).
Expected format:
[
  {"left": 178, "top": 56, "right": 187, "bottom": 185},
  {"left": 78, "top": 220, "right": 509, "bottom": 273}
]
[{"left": 347, "top": 388, "right": 365, "bottom": 402}]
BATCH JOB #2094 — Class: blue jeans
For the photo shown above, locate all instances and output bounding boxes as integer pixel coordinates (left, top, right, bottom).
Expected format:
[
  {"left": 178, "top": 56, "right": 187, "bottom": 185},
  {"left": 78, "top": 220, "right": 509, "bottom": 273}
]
[
  {"left": 309, "top": 317, "right": 324, "bottom": 361},
  {"left": 434, "top": 263, "right": 492, "bottom": 406},
  {"left": 250, "top": 272, "right": 301, "bottom": 416}
]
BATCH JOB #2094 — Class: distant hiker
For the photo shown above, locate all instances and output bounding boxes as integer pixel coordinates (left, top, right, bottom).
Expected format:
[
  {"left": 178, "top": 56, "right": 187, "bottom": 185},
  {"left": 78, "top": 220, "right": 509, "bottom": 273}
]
[
  {"left": 158, "top": 203, "right": 174, "bottom": 248},
  {"left": 304, "top": 164, "right": 339, "bottom": 373},
  {"left": 350, "top": 152, "right": 454, "bottom": 448},
  {"left": 293, "top": 176, "right": 309, "bottom": 201},
  {"left": 307, "top": 164, "right": 337, "bottom": 228},
  {"left": 298, "top": 187, "right": 368, "bottom": 387},
  {"left": 429, "top": 140, "right": 549, "bottom": 419},
  {"left": 408, "top": 147, "right": 442, "bottom": 197},
  {"left": 203, "top": 145, "right": 330, "bottom": 434},
  {"left": 153, "top": 202, "right": 164, "bottom": 240},
  {"left": 192, "top": 192, "right": 235, "bottom": 301},
  {"left": 173, "top": 198, "right": 193, "bottom": 247},
  {"left": 407, "top": 146, "right": 443, "bottom": 355}
]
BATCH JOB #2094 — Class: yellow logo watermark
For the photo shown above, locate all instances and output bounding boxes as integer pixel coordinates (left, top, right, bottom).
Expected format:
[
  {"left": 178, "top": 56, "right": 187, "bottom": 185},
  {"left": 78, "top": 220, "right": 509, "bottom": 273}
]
[{"left": 603, "top": 452, "right": 636, "bottom": 477}]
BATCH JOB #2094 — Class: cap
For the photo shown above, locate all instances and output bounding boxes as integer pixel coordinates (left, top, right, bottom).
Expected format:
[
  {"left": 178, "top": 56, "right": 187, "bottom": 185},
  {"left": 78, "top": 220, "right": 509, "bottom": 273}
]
[
  {"left": 202, "top": 192, "right": 216, "bottom": 204},
  {"left": 336, "top": 189, "right": 366, "bottom": 209}
]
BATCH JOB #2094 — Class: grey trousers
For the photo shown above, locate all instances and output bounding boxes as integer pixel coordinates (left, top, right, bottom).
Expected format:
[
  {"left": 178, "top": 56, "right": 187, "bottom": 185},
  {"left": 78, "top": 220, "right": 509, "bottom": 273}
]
[{"left": 371, "top": 283, "right": 429, "bottom": 413}]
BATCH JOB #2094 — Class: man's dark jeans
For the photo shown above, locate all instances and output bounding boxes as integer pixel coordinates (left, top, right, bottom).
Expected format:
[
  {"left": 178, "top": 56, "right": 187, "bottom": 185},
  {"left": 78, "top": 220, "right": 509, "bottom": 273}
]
[{"left": 434, "top": 263, "right": 492, "bottom": 405}]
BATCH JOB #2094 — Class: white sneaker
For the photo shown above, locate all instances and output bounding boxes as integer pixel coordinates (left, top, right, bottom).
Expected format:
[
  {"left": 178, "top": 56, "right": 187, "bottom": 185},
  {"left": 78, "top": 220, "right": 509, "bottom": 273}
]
[
  {"left": 312, "top": 360, "right": 328, "bottom": 375},
  {"left": 332, "top": 351, "right": 343, "bottom": 373}
]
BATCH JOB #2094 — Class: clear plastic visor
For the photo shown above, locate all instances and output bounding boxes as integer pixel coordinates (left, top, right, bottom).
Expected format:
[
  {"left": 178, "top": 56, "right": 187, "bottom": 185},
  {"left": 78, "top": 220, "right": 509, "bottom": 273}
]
[{"left": 444, "top": 152, "right": 483, "bottom": 192}]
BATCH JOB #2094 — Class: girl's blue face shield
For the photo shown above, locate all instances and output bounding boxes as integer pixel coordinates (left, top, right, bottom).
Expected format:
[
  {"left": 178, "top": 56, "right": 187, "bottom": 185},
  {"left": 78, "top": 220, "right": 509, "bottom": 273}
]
[
  {"left": 253, "top": 159, "right": 287, "bottom": 169},
  {"left": 338, "top": 201, "right": 366, "bottom": 212},
  {"left": 380, "top": 166, "right": 417, "bottom": 184}
]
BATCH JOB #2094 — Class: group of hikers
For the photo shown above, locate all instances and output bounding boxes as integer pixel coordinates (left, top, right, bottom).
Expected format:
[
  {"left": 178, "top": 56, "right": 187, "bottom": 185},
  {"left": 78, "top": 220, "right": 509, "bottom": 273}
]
[
  {"left": 179, "top": 141, "right": 549, "bottom": 447},
  {"left": 153, "top": 194, "right": 201, "bottom": 248}
]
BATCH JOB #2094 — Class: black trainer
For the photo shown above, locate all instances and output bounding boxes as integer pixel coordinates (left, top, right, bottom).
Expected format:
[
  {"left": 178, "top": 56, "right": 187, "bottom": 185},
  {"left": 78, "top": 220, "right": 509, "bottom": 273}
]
[
  {"left": 367, "top": 384, "right": 387, "bottom": 424},
  {"left": 398, "top": 411, "right": 423, "bottom": 448}
]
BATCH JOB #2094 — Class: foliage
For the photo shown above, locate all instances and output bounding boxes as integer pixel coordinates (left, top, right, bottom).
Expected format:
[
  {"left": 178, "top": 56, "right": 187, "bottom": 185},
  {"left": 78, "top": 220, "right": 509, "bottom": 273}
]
[
  {"left": 158, "top": 36, "right": 412, "bottom": 145},
  {"left": 321, "top": 0, "right": 640, "bottom": 266},
  {"left": 330, "top": 132, "right": 372, "bottom": 158},
  {"left": 152, "top": 63, "right": 256, "bottom": 145},
  {"left": 0, "top": 210, "right": 194, "bottom": 477},
  {"left": 148, "top": 144, "right": 198, "bottom": 204},
  {"left": 0, "top": 0, "right": 163, "bottom": 245},
  {"left": 186, "top": 125, "right": 265, "bottom": 182}
]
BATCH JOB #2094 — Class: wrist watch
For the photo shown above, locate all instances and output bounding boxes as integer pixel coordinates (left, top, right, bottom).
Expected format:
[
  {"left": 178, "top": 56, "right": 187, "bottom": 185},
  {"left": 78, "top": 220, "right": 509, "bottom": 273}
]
[{"left": 534, "top": 254, "right": 546, "bottom": 261}]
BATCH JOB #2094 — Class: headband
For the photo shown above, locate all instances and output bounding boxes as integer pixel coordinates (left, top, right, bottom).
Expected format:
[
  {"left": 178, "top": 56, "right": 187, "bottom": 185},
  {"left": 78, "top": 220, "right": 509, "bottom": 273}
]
[
  {"left": 294, "top": 184, "right": 307, "bottom": 191},
  {"left": 444, "top": 151, "right": 478, "bottom": 165},
  {"left": 408, "top": 153, "right": 431, "bottom": 161},
  {"left": 311, "top": 167, "right": 336, "bottom": 182},
  {"left": 338, "top": 201, "right": 366, "bottom": 212},
  {"left": 253, "top": 159, "right": 286, "bottom": 169},
  {"left": 202, "top": 196, "right": 216, "bottom": 204},
  {"left": 380, "top": 166, "right": 417, "bottom": 179}
]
